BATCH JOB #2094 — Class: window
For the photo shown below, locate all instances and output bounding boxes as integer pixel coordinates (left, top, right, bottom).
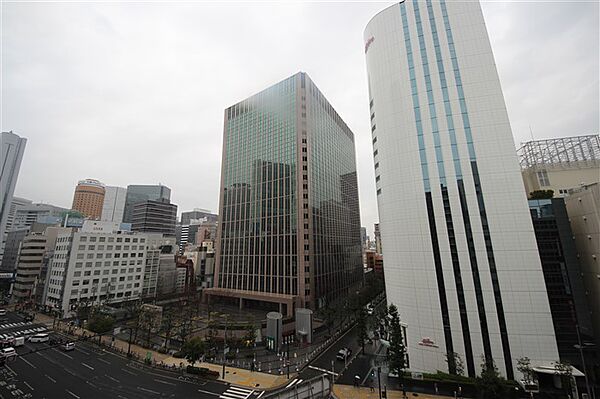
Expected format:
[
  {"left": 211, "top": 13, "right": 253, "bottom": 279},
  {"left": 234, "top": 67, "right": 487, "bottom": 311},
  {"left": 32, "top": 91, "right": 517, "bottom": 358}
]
[
  {"left": 99, "top": 237, "right": 106, "bottom": 242},
  {"left": 89, "top": 237, "right": 97, "bottom": 242},
  {"left": 80, "top": 237, "right": 87, "bottom": 242},
  {"left": 537, "top": 170, "right": 550, "bottom": 186},
  {"left": 78, "top": 245, "right": 85, "bottom": 250}
]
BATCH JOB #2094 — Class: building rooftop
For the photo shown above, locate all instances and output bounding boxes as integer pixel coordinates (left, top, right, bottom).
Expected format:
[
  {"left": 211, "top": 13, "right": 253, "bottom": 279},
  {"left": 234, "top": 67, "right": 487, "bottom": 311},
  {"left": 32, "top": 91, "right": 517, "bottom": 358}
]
[{"left": 518, "top": 134, "right": 600, "bottom": 169}]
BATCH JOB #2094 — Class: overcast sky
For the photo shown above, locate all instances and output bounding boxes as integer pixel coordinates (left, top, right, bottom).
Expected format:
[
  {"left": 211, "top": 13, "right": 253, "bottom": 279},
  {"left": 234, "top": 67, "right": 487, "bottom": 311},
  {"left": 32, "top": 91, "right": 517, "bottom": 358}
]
[{"left": 2, "top": 1, "right": 598, "bottom": 237}]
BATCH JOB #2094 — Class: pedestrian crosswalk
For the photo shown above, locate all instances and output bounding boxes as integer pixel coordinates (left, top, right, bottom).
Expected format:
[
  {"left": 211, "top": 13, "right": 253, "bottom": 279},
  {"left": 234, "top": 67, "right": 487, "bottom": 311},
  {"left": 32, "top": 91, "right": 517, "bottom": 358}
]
[
  {"left": 219, "top": 386, "right": 254, "bottom": 399},
  {"left": 285, "top": 378, "right": 303, "bottom": 388}
]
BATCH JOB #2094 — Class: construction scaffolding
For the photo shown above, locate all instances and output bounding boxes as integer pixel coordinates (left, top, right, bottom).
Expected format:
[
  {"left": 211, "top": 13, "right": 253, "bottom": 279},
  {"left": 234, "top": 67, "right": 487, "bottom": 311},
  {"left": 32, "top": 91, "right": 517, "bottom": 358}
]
[{"left": 518, "top": 134, "right": 600, "bottom": 169}]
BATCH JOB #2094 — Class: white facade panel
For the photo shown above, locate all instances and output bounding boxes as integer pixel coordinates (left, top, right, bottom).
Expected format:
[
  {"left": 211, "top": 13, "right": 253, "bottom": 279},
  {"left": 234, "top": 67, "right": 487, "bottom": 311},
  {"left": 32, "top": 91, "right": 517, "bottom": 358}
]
[{"left": 364, "top": 0, "right": 558, "bottom": 379}]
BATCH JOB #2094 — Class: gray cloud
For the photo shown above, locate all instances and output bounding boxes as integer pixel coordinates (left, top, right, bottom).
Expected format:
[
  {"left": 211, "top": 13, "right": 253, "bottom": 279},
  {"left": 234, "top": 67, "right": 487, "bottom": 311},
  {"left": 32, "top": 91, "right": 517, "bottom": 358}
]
[{"left": 2, "top": 1, "right": 598, "bottom": 238}]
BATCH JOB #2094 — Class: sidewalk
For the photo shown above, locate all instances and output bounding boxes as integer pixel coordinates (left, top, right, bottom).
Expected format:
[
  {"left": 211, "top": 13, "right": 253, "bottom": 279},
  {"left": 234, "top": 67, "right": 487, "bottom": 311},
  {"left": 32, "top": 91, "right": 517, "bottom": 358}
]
[{"left": 334, "top": 385, "right": 455, "bottom": 399}]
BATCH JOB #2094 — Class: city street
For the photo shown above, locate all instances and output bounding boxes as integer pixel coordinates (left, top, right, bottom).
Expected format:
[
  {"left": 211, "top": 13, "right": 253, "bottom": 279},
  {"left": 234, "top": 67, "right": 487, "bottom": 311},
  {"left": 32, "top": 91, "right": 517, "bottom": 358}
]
[{"left": 0, "top": 331, "right": 257, "bottom": 399}]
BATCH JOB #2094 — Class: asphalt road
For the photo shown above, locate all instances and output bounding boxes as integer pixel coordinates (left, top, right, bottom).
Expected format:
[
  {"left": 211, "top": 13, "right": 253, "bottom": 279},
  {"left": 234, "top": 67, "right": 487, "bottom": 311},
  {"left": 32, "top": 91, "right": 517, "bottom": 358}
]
[{"left": 0, "top": 312, "right": 259, "bottom": 399}]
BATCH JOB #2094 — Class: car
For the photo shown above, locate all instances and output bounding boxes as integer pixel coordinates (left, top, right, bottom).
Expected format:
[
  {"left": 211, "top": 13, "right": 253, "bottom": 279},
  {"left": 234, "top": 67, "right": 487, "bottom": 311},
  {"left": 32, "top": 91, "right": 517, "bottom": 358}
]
[
  {"left": 29, "top": 333, "right": 49, "bottom": 343},
  {"left": 336, "top": 347, "right": 352, "bottom": 361},
  {"left": 62, "top": 342, "right": 75, "bottom": 351},
  {"left": 0, "top": 309, "right": 6, "bottom": 316},
  {"left": 0, "top": 347, "right": 16, "bottom": 359}
]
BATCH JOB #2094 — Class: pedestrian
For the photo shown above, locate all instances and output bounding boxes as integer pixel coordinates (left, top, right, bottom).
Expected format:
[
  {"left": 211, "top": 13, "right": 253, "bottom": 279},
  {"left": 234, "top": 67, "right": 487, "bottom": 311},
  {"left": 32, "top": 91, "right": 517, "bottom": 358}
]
[
  {"left": 402, "top": 384, "right": 407, "bottom": 398},
  {"left": 369, "top": 378, "right": 374, "bottom": 392},
  {"left": 434, "top": 382, "right": 439, "bottom": 395}
]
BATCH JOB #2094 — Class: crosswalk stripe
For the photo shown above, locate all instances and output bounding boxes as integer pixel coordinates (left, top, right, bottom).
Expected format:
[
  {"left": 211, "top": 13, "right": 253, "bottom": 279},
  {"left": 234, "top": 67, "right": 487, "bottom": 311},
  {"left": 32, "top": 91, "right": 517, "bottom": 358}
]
[{"left": 228, "top": 387, "right": 253, "bottom": 394}]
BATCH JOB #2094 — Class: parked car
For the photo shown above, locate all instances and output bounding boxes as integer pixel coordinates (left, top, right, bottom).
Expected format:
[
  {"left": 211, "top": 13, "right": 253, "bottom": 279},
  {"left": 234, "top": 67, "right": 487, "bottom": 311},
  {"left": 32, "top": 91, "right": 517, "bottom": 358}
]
[
  {"left": 13, "top": 337, "right": 25, "bottom": 347},
  {"left": 29, "top": 333, "right": 49, "bottom": 343},
  {"left": 0, "top": 309, "right": 6, "bottom": 316},
  {"left": 62, "top": 342, "right": 75, "bottom": 351},
  {"left": 0, "top": 347, "right": 16, "bottom": 359},
  {"left": 336, "top": 347, "right": 352, "bottom": 361}
]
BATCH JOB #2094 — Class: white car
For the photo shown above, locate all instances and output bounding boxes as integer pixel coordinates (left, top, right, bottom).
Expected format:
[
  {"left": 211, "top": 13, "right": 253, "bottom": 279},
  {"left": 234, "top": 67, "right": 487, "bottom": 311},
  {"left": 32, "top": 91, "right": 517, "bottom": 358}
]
[
  {"left": 63, "top": 342, "right": 75, "bottom": 351},
  {"left": 29, "top": 333, "right": 49, "bottom": 343},
  {"left": 0, "top": 347, "right": 16, "bottom": 359},
  {"left": 336, "top": 347, "right": 352, "bottom": 361}
]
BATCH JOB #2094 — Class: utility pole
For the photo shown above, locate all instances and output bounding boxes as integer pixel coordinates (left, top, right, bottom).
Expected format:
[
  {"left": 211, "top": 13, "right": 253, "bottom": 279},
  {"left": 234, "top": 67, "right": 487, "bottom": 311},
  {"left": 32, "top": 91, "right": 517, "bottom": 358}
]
[
  {"left": 377, "top": 366, "right": 382, "bottom": 399},
  {"left": 222, "top": 318, "right": 228, "bottom": 379},
  {"left": 576, "top": 324, "right": 591, "bottom": 398},
  {"left": 127, "top": 327, "right": 133, "bottom": 357}
]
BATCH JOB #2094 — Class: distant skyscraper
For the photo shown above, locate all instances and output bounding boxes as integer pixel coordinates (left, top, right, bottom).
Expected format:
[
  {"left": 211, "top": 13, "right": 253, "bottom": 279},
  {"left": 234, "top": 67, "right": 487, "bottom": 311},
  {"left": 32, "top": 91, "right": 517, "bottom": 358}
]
[
  {"left": 123, "top": 185, "right": 171, "bottom": 223},
  {"left": 72, "top": 179, "right": 105, "bottom": 219},
  {"left": 131, "top": 198, "right": 177, "bottom": 236},
  {"left": 180, "top": 209, "right": 217, "bottom": 225},
  {"left": 364, "top": 1, "right": 558, "bottom": 378},
  {"left": 208, "top": 72, "right": 363, "bottom": 316},
  {"left": 0, "top": 131, "right": 27, "bottom": 264},
  {"left": 101, "top": 186, "right": 127, "bottom": 223}
]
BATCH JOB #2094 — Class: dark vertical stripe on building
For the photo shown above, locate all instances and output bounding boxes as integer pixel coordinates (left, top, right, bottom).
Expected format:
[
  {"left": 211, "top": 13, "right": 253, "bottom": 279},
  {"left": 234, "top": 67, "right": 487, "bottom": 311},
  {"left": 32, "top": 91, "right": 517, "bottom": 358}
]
[
  {"left": 426, "top": 192, "right": 455, "bottom": 374},
  {"left": 441, "top": 185, "right": 476, "bottom": 377}
]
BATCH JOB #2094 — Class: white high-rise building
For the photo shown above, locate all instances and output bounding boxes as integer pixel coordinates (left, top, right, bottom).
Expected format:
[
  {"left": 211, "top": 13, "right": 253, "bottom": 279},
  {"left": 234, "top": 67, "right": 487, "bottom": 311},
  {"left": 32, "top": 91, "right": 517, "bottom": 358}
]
[
  {"left": 364, "top": 1, "right": 558, "bottom": 379},
  {"left": 101, "top": 186, "right": 127, "bottom": 223},
  {"left": 0, "top": 132, "right": 27, "bottom": 263}
]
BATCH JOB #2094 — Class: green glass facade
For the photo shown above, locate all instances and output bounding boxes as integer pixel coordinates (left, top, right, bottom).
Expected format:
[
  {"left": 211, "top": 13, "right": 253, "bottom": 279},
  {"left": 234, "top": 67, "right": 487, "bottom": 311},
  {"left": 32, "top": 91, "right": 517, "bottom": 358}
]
[{"left": 212, "top": 73, "right": 362, "bottom": 315}]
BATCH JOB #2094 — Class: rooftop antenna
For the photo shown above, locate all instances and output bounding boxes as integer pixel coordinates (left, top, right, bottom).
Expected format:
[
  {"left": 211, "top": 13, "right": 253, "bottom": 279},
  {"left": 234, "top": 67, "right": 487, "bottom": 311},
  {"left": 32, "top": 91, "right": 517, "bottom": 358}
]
[{"left": 529, "top": 125, "right": 535, "bottom": 141}]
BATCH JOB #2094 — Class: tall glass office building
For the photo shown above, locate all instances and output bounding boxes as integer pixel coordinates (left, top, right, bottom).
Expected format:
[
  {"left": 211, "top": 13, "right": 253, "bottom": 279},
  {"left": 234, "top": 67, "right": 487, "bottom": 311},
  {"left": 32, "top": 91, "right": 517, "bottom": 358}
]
[
  {"left": 364, "top": 1, "right": 558, "bottom": 378},
  {"left": 208, "top": 73, "right": 362, "bottom": 316}
]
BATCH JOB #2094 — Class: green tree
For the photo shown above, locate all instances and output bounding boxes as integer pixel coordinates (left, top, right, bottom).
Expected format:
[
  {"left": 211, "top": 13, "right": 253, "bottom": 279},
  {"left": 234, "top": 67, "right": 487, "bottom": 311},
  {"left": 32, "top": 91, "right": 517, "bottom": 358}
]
[
  {"left": 181, "top": 336, "right": 206, "bottom": 367},
  {"left": 386, "top": 304, "right": 407, "bottom": 377},
  {"left": 529, "top": 190, "right": 554, "bottom": 199},
  {"left": 517, "top": 356, "right": 534, "bottom": 384},
  {"left": 87, "top": 312, "right": 115, "bottom": 345},
  {"left": 356, "top": 308, "right": 369, "bottom": 354},
  {"left": 476, "top": 357, "right": 508, "bottom": 399},
  {"left": 242, "top": 323, "right": 257, "bottom": 348},
  {"left": 554, "top": 361, "right": 573, "bottom": 397},
  {"left": 445, "top": 352, "right": 465, "bottom": 376},
  {"left": 317, "top": 305, "right": 338, "bottom": 337}
]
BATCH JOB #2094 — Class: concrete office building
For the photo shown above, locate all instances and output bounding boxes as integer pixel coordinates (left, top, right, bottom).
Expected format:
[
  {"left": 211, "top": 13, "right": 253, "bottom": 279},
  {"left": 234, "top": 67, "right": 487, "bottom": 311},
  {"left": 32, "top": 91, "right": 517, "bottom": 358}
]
[
  {"left": 72, "top": 179, "right": 105, "bottom": 220},
  {"left": 0, "top": 131, "right": 27, "bottom": 264},
  {"left": 519, "top": 135, "right": 600, "bottom": 198},
  {"left": 101, "top": 186, "right": 127, "bottom": 223},
  {"left": 123, "top": 185, "right": 171, "bottom": 224},
  {"left": 142, "top": 235, "right": 176, "bottom": 298},
  {"left": 208, "top": 72, "right": 363, "bottom": 316},
  {"left": 11, "top": 203, "right": 68, "bottom": 230},
  {"left": 12, "top": 226, "right": 69, "bottom": 304},
  {"left": 364, "top": 1, "right": 558, "bottom": 378},
  {"left": 4, "top": 197, "right": 32, "bottom": 233},
  {"left": 1, "top": 228, "right": 30, "bottom": 272},
  {"left": 565, "top": 183, "right": 600, "bottom": 349},
  {"left": 529, "top": 199, "right": 596, "bottom": 369},
  {"left": 0, "top": 197, "right": 32, "bottom": 271},
  {"left": 45, "top": 221, "right": 148, "bottom": 316},
  {"left": 131, "top": 199, "right": 177, "bottom": 236}
]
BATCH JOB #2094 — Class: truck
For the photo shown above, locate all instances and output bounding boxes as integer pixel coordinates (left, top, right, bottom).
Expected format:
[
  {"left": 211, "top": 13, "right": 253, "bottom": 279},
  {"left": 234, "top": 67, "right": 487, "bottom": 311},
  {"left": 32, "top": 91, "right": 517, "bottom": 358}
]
[{"left": 14, "top": 337, "right": 24, "bottom": 347}]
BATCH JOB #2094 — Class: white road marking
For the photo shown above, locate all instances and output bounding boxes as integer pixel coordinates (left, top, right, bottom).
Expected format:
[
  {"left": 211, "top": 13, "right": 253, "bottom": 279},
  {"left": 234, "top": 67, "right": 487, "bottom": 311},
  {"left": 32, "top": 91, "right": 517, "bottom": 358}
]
[
  {"left": 137, "top": 387, "right": 160, "bottom": 395},
  {"left": 86, "top": 381, "right": 98, "bottom": 389},
  {"left": 121, "top": 368, "right": 137, "bottom": 376},
  {"left": 5, "top": 365, "right": 17, "bottom": 376},
  {"left": 66, "top": 389, "right": 80, "bottom": 399},
  {"left": 105, "top": 374, "right": 120, "bottom": 383},
  {"left": 307, "top": 365, "right": 339, "bottom": 376},
  {"left": 23, "top": 382, "right": 34, "bottom": 391},
  {"left": 52, "top": 348, "right": 74, "bottom": 359},
  {"left": 76, "top": 348, "right": 90, "bottom": 356},
  {"left": 97, "top": 357, "right": 111, "bottom": 365},
  {"left": 220, "top": 386, "right": 254, "bottom": 399},
  {"left": 20, "top": 357, "right": 36, "bottom": 369},
  {"left": 64, "top": 368, "right": 76, "bottom": 376},
  {"left": 257, "top": 392, "right": 265, "bottom": 398},
  {"left": 153, "top": 379, "right": 176, "bottom": 386},
  {"left": 45, "top": 374, "right": 56, "bottom": 383},
  {"left": 81, "top": 362, "right": 94, "bottom": 370},
  {"left": 285, "top": 379, "right": 298, "bottom": 388}
]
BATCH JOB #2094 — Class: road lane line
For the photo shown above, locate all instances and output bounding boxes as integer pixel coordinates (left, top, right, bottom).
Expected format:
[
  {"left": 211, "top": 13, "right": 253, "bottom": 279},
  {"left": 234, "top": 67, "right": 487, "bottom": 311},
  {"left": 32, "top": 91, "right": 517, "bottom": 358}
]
[
  {"left": 5, "top": 365, "right": 16, "bottom": 376},
  {"left": 97, "top": 358, "right": 111, "bottom": 365},
  {"left": 86, "top": 381, "right": 98, "bottom": 389},
  {"left": 153, "top": 379, "right": 176, "bottom": 386},
  {"left": 81, "top": 362, "right": 94, "bottom": 370},
  {"left": 20, "top": 357, "right": 37, "bottom": 369},
  {"left": 66, "top": 389, "right": 80, "bottom": 399},
  {"left": 257, "top": 392, "right": 265, "bottom": 398},
  {"left": 105, "top": 374, "right": 120, "bottom": 383},
  {"left": 45, "top": 374, "right": 56, "bottom": 383},
  {"left": 23, "top": 382, "right": 34, "bottom": 391},
  {"left": 76, "top": 348, "right": 90, "bottom": 356},
  {"left": 121, "top": 368, "right": 137, "bottom": 376},
  {"left": 285, "top": 379, "right": 298, "bottom": 388},
  {"left": 197, "top": 389, "right": 220, "bottom": 397},
  {"left": 64, "top": 368, "right": 76, "bottom": 376},
  {"left": 137, "top": 387, "right": 160, "bottom": 395},
  {"left": 52, "top": 348, "right": 74, "bottom": 359}
]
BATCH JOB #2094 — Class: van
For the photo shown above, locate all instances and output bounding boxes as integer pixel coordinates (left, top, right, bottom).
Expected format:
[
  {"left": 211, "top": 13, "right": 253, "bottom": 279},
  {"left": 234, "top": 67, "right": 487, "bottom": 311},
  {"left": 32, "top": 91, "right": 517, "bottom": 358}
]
[
  {"left": 29, "top": 333, "right": 49, "bottom": 343},
  {"left": 0, "top": 347, "right": 16, "bottom": 359}
]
